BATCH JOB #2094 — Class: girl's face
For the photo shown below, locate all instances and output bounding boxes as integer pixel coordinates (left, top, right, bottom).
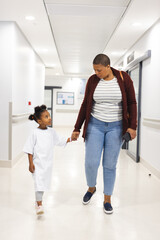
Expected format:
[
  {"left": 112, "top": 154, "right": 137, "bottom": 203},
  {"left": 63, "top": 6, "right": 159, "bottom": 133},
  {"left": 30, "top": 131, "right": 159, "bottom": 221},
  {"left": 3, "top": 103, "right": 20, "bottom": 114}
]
[{"left": 38, "top": 110, "right": 51, "bottom": 127}]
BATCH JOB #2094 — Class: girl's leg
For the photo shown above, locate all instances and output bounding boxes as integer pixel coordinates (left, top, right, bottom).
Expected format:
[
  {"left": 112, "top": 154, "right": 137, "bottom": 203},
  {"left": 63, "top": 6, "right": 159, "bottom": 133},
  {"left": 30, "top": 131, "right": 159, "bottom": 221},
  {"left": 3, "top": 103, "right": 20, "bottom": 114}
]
[
  {"left": 102, "top": 121, "right": 122, "bottom": 202},
  {"left": 85, "top": 117, "right": 105, "bottom": 189},
  {"left": 35, "top": 191, "right": 44, "bottom": 206}
]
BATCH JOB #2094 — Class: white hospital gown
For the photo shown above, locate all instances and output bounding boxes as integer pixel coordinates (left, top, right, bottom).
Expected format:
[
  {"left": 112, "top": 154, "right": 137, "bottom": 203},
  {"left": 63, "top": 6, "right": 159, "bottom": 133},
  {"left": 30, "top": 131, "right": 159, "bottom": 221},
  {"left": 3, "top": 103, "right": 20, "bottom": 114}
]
[{"left": 23, "top": 127, "right": 67, "bottom": 191}]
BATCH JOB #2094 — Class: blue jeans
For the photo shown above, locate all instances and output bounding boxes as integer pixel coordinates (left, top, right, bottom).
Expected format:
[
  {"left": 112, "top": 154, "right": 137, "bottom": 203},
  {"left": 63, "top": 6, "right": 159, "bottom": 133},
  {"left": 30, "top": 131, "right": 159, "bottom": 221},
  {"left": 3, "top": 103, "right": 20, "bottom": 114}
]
[{"left": 85, "top": 116, "right": 122, "bottom": 195}]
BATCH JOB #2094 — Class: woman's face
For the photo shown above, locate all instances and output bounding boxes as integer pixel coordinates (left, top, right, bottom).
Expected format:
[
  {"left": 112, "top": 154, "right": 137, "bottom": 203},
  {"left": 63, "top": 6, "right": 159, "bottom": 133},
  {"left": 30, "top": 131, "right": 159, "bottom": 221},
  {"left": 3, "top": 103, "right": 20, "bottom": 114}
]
[{"left": 93, "top": 64, "right": 110, "bottom": 79}]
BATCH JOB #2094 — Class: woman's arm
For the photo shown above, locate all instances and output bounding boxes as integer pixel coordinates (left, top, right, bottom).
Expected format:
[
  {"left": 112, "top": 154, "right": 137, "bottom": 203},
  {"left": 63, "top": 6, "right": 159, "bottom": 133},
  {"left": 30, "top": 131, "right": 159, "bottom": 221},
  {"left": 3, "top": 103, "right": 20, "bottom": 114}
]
[
  {"left": 71, "top": 79, "right": 91, "bottom": 140},
  {"left": 73, "top": 77, "right": 92, "bottom": 134},
  {"left": 123, "top": 72, "right": 137, "bottom": 130},
  {"left": 122, "top": 72, "right": 137, "bottom": 139}
]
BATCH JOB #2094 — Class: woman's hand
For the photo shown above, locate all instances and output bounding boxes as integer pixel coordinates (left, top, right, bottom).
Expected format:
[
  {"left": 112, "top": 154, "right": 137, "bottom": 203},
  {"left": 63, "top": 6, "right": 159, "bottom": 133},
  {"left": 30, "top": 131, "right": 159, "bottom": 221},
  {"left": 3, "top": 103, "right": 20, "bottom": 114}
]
[
  {"left": 29, "top": 163, "right": 35, "bottom": 173},
  {"left": 126, "top": 128, "right": 136, "bottom": 140},
  {"left": 71, "top": 131, "right": 80, "bottom": 141}
]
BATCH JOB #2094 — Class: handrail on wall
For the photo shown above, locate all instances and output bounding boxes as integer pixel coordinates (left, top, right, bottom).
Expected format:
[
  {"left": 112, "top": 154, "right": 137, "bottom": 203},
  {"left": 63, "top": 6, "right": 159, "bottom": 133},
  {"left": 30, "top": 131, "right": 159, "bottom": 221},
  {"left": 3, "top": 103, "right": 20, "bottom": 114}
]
[
  {"left": 12, "top": 113, "right": 30, "bottom": 117},
  {"left": 12, "top": 113, "right": 30, "bottom": 123},
  {"left": 143, "top": 117, "right": 160, "bottom": 123},
  {"left": 143, "top": 117, "right": 160, "bottom": 129}
]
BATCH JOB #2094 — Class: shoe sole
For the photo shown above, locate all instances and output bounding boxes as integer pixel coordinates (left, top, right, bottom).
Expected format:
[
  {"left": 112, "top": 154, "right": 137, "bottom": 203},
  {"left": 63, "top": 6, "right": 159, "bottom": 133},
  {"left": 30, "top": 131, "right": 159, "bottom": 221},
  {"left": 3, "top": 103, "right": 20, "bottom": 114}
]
[
  {"left": 82, "top": 199, "right": 91, "bottom": 205},
  {"left": 36, "top": 210, "right": 44, "bottom": 215},
  {"left": 103, "top": 208, "right": 113, "bottom": 214},
  {"left": 82, "top": 189, "right": 96, "bottom": 205}
]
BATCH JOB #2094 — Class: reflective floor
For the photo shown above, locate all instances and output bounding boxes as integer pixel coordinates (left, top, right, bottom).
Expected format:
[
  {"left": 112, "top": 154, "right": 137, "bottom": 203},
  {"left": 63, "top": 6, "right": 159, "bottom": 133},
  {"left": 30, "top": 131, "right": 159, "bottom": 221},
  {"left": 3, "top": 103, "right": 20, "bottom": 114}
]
[{"left": 1, "top": 127, "right": 160, "bottom": 240}]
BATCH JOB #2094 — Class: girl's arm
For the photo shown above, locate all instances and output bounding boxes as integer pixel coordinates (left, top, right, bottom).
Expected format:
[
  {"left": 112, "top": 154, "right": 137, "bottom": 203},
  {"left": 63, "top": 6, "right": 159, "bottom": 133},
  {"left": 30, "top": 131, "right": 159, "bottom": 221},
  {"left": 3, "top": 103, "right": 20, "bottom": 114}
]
[
  {"left": 67, "top": 137, "right": 72, "bottom": 143},
  {"left": 28, "top": 154, "right": 35, "bottom": 173}
]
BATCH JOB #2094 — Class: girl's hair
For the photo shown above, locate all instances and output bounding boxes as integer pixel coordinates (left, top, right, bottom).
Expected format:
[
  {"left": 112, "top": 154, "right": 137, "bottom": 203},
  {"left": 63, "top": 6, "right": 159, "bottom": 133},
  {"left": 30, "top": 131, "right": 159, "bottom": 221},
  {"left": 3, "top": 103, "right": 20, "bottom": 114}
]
[
  {"left": 29, "top": 105, "right": 47, "bottom": 122},
  {"left": 93, "top": 54, "right": 110, "bottom": 66}
]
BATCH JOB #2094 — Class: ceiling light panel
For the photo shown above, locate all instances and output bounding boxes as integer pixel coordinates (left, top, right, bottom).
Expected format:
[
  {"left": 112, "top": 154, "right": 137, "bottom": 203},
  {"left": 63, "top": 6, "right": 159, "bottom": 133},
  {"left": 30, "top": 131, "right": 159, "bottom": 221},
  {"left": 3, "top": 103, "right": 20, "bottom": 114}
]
[
  {"left": 25, "top": 16, "right": 35, "bottom": 21},
  {"left": 45, "top": 0, "right": 130, "bottom": 7},
  {"left": 46, "top": 3, "right": 127, "bottom": 74},
  {"left": 47, "top": 4, "right": 125, "bottom": 16}
]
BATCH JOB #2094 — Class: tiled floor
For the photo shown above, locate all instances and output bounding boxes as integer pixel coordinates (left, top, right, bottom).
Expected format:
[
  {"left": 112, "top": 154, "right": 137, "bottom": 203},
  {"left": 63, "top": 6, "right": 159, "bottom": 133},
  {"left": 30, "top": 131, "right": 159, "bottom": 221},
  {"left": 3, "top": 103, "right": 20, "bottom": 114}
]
[{"left": 1, "top": 127, "right": 160, "bottom": 240}]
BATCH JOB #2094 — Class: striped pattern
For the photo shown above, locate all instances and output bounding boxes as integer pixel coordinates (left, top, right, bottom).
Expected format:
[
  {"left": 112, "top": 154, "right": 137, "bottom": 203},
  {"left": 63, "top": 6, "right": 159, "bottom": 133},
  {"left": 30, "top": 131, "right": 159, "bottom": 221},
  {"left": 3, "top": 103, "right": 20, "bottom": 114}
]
[{"left": 91, "top": 78, "right": 122, "bottom": 122}]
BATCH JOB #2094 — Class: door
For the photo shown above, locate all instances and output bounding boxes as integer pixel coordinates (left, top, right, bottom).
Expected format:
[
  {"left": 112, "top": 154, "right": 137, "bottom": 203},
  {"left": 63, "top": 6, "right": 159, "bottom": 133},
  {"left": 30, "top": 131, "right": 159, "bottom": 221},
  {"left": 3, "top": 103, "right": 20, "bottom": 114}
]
[
  {"left": 127, "top": 63, "right": 142, "bottom": 162},
  {"left": 44, "top": 88, "right": 53, "bottom": 127}
]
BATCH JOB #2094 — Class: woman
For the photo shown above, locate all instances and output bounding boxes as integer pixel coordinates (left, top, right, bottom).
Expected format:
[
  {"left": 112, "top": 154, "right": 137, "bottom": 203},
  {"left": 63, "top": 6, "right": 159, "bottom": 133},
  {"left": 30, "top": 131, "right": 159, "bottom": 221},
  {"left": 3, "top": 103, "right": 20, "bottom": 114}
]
[{"left": 72, "top": 54, "right": 137, "bottom": 214}]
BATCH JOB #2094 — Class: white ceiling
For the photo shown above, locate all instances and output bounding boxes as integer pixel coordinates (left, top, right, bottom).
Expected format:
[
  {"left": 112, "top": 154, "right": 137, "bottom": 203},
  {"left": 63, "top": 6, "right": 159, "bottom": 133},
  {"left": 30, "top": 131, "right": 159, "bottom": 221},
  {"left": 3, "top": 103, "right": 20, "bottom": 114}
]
[
  {"left": 45, "top": 1, "right": 128, "bottom": 75},
  {"left": 0, "top": 0, "right": 160, "bottom": 77}
]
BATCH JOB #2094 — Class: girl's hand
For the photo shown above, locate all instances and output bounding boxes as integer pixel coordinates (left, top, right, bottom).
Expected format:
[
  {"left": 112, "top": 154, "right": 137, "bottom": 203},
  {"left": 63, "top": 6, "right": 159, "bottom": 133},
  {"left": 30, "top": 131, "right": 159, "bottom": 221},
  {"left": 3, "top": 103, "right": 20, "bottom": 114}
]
[{"left": 29, "top": 163, "right": 35, "bottom": 173}]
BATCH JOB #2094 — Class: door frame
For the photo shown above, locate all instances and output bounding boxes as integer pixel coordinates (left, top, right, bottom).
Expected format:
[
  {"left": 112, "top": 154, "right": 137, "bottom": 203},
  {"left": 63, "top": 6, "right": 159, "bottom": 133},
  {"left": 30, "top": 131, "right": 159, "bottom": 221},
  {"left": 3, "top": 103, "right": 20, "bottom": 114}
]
[
  {"left": 44, "top": 86, "right": 62, "bottom": 127},
  {"left": 127, "top": 63, "right": 142, "bottom": 162},
  {"left": 124, "top": 50, "right": 151, "bottom": 162}
]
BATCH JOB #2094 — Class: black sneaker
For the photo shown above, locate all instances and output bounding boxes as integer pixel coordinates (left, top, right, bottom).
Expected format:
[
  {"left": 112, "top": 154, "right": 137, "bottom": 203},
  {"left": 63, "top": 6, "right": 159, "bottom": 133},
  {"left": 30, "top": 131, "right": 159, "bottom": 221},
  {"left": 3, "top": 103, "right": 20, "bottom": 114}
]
[
  {"left": 82, "top": 188, "right": 96, "bottom": 205},
  {"left": 103, "top": 202, "right": 113, "bottom": 214}
]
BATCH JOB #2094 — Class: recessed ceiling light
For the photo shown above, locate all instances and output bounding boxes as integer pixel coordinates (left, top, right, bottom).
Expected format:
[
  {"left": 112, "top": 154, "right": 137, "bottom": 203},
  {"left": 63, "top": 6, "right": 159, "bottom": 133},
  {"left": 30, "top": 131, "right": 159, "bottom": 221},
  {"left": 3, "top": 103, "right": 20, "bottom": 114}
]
[
  {"left": 132, "top": 22, "right": 142, "bottom": 27},
  {"left": 56, "top": 73, "right": 60, "bottom": 75},
  {"left": 36, "top": 48, "right": 49, "bottom": 53},
  {"left": 50, "top": 64, "right": 56, "bottom": 68},
  {"left": 46, "top": 64, "right": 56, "bottom": 68},
  {"left": 41, "top": 48, "right": 48, "bottom": 53},
  {"left": 25, "top": 16, "right": 35, "bottom": 21}
]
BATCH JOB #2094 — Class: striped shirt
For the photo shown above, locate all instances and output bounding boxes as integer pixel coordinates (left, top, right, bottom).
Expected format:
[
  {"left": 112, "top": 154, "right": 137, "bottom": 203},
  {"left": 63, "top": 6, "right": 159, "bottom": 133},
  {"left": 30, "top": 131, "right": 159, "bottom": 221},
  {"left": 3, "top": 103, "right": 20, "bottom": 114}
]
[{"left": 91, "top": 77, "right": 122, "bottom": 122}]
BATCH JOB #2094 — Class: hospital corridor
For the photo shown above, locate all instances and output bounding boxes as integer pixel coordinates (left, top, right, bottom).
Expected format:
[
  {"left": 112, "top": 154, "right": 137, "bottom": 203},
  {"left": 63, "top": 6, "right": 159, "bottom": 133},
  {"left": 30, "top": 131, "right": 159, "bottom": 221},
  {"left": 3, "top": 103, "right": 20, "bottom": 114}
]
[
  {"left": 1, "top": 0, "right": 160, "bottom": 240},
  {"left": 1, "top": 128, "right": 160, "bottom": 240}
]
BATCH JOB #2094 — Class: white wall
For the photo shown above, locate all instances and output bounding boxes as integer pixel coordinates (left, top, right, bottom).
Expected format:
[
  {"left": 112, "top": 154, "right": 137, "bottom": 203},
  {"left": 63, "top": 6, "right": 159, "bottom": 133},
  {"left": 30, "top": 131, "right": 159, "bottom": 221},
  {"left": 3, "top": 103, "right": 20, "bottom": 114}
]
[
  {"left": 0, "top": 22, "right": 45, "bottom": 164},
  {"left": 12, "top": 25, "right": 45, "bottom": 114},
  {"left": 12, "top": 23, "right": 45, "bottom": 160},
  {"left": 45, "top": 76, "right": 87, "bottom": 127},
  {"left": 116, "top": 19, "right": 160, "bottom": 173},
  {"left": 0, "top": 22, "right": 12, "bottom": 160}
]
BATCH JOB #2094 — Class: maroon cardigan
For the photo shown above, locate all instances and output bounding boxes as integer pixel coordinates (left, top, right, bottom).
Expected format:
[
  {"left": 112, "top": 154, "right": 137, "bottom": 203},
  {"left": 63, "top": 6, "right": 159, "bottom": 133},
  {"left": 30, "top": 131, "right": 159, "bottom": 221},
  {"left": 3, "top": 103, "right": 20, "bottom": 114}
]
[{"left": 74, "top": 67, "right": 137, "bottom": 139}]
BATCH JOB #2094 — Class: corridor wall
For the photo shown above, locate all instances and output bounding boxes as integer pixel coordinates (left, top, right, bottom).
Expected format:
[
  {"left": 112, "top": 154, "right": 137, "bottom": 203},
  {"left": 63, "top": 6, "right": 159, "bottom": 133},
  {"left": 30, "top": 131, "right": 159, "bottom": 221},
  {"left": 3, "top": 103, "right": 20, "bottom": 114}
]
[
  {"left": 45, "top": 76, "right": 87, "bottom": 127},
  {"left": 116, "top": 18, "right": 160, "bottom": 177},
  {"left": 0, "top": 22, "right": 45, "bottom": 167}
]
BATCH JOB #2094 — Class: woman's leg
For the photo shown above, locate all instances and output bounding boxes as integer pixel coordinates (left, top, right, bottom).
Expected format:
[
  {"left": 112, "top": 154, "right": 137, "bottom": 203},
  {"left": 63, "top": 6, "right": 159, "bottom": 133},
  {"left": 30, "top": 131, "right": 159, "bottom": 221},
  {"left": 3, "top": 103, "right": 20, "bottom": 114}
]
[
  {"left": 85, "top": 117, "right": 105, "bottom": 190},
  {"left": 35, "top": 191, "right": 44, "bottom": 206},
  {"left": 102, "top": 121, "right": 122, "bottom": 202}
]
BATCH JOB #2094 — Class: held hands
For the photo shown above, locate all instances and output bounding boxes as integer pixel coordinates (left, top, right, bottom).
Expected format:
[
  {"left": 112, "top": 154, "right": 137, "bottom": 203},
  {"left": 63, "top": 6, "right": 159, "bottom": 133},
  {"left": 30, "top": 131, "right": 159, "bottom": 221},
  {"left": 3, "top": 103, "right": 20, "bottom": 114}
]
[
  {"left": 29, "top": 163, "right": 35, "bottom": 173},
  {"left": 126, "top": 128, "right": 136, "bottom": 140},
  {"left": 71, "top": 131, "right": 80, "bottom": 141},
  {"left": 67, "top": 132, "right": 80, "bottom": 143}
]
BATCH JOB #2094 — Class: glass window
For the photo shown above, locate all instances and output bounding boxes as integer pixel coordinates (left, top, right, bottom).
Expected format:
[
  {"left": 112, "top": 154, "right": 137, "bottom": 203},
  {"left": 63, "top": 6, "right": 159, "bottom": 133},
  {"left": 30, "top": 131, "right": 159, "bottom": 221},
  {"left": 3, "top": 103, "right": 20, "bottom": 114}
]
[{"left": 44, "top": 89, "right": 52, "bottom": 108}]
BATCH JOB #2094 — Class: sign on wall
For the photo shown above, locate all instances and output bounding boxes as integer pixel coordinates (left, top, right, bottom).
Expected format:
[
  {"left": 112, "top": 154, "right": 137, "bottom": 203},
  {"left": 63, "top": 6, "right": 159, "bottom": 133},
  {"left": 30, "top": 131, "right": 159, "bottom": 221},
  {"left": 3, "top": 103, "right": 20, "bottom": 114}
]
[{"left": 57, "top": 92, "right": 74, "bottom": 105}]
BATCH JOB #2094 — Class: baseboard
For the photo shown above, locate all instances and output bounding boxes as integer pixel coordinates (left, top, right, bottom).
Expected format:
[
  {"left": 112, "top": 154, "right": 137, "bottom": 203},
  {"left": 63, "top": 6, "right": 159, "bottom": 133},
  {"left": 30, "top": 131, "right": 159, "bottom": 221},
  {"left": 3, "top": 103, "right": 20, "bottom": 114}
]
[
  {"left": 0, "top": 152, "right": 24, "bottom": 168},
  {"left": 140, "top": 157, "right": 160, "bottom": 179},
  {"left": 0, "top": 160, "right": 12, "bottom": 168}
]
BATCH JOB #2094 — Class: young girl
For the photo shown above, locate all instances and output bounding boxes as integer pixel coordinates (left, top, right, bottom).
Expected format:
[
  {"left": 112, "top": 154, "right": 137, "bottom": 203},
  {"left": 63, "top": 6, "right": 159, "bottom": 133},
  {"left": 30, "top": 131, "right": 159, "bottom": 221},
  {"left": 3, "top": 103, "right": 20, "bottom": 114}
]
[{"left": 23, "top": 105, "right": 72, "bottom": 215}]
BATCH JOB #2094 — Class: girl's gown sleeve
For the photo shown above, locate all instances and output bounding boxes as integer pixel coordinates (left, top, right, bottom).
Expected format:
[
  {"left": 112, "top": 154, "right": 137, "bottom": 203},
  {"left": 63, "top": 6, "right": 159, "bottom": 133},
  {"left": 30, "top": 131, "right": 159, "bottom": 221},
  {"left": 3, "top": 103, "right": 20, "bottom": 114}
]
[{"left": 23, "top": 131, "right": 36, "bottom": 155}]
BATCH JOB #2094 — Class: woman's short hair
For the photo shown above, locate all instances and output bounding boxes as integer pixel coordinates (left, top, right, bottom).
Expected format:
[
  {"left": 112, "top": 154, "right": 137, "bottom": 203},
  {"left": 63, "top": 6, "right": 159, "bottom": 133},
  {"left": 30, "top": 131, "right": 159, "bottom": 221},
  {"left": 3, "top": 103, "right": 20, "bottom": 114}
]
[{"left": 93, "top": 54, "right": 110, "bottom": 66}]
